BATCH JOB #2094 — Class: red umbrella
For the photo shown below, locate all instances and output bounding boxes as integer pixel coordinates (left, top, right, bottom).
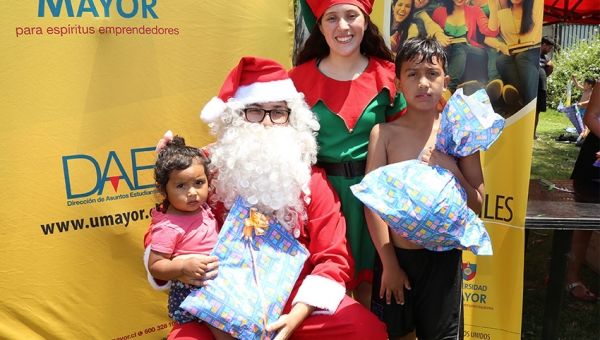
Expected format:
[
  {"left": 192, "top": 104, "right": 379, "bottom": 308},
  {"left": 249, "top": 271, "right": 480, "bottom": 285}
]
[{"left": 544, "top": 0, "right": 600, "bottom": 25}]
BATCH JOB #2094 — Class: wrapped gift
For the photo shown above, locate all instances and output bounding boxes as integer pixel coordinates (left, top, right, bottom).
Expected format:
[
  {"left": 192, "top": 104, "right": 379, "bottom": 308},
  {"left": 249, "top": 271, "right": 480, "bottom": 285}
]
[
  {"left": 436, "top": 88, "right": 505, "bottom": 157},
  {"left": 351, "top": 160, "right": 492, "bottom": 255},
  {"left": 349, "top": 89, "right": 500, "bottom": 255},
  {"left": 180, "top": 196, "right": 310, "bottom": 340},
  {"left": 557, "top": 101, "right": 585, "bottom": 134}
]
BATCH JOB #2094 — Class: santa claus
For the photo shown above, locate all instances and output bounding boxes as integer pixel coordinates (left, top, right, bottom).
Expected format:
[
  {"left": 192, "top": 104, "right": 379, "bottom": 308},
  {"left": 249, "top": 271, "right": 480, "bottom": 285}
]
[{"left": 146, "top": 57, "right": 387, "bottom": 340}]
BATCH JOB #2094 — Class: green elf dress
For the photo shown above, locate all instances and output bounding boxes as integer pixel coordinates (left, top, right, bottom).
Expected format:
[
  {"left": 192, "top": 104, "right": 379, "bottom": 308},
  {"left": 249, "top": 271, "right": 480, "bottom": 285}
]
[{"left": 289, "top": 56, "right": 406, "bottom": 288}]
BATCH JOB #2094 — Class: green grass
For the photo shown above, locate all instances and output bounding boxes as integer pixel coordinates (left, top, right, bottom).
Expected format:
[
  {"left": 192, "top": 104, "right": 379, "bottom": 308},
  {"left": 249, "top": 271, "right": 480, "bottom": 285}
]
[
  {"left": 530, "top": 109, "right": 582, "bottom": 180},
  {"left": 522, "top": 109, "right": 599, "bottom": 340}
]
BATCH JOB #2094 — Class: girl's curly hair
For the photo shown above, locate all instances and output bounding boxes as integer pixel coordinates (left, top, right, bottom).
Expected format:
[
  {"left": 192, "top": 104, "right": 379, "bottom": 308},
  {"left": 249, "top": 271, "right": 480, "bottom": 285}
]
[{"left": 154, "top": 136, "right": 210, "bottom": 212}]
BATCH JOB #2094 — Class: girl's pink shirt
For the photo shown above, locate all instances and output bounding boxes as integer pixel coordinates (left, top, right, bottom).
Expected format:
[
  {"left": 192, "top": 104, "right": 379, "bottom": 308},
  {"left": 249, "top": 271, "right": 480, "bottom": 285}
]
[{"left": 149, "top": 205, "right": 218, "bottom": 257}]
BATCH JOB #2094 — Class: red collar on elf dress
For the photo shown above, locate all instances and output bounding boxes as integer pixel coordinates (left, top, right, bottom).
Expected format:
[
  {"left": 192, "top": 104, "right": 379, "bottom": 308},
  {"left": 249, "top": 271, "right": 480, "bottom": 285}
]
[{"left": 289, "top": 57, "right": 397, "bottom": 130}]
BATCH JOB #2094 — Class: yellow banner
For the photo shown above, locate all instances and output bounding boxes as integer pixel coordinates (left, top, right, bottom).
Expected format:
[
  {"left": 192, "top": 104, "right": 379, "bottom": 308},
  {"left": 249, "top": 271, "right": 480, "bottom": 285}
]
[
  {"left": 464, "top": 104, "right": 535, "bottom": 339},
  {"left": 0, "top": 1, "right": 293, "bottom": 339}
]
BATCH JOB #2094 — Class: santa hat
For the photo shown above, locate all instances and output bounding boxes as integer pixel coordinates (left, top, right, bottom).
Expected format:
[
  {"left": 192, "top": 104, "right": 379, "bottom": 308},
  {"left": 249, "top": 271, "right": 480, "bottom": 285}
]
[
  {"left": 201, "top": 57, "right": 300, "bottom": 123},
  {"left": 305, "top": 0, "right": 374, "bottom": 20}
]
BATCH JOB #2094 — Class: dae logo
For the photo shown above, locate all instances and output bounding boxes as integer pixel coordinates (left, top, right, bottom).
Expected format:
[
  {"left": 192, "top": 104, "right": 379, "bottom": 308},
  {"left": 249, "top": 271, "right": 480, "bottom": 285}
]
[
  {"left": 62, "top": 147, "right": 155, "bottom": 199},
  {"left": 462, "top": 262, "right": 477, "bottom": 281}
]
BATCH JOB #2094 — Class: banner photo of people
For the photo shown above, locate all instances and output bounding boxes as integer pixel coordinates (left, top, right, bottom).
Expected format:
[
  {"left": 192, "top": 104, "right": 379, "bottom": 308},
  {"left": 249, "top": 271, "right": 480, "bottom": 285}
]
[
  {"left": 378, "top": 0, "right": 543, "bottom": 338},
  {"left": 0, "top": 2, "right": 293, "bottom": 339}
]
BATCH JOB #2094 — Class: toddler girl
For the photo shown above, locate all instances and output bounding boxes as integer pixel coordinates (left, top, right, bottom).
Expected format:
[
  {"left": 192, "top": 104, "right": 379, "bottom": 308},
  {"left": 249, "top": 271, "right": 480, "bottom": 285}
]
[{"left": 145, "top": 132, "right": 229, "bottom": 339}]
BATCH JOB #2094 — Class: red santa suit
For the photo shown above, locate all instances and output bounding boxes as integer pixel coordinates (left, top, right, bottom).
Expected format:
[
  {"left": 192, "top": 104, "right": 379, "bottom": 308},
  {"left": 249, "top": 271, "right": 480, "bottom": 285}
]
[{"left": 144, "top": 166, "right": 388, "bottom": 340}]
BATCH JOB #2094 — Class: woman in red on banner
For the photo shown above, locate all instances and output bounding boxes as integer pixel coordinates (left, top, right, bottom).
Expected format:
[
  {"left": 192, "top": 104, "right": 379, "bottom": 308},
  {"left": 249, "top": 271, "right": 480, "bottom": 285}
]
[
  {"left": 145, "top": 57, "right": 388, "bottom": 340},
  {"left": 290, "top": 0, "right": 407, "bottom": 308}
]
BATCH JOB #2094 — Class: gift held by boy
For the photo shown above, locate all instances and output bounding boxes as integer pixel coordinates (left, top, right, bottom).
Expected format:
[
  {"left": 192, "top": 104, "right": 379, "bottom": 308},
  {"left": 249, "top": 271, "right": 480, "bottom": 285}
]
[{"left": 352, "top": 89, "right": 504, "bottom": 255}]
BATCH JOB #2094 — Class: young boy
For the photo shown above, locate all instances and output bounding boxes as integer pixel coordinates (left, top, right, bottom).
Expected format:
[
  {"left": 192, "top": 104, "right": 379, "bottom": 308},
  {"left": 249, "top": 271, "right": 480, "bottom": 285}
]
[
  {"left": 571, "top": 75, "right": 596, "bottom": 116},
  {"left": 365, "top": 37, "right": 485, "bottom": 340}
]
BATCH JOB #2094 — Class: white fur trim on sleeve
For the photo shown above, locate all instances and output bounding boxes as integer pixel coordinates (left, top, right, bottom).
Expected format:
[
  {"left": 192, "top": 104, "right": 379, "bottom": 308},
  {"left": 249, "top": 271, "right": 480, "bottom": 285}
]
[
  {"left": 144, "top": 245, "right": 171, "bottom": 290},
  {"left": 292, "top": 275, "right": 345, "bottom": 315},
  {"left": 200, "top": 97, "right": 227, "bottom": 123}
]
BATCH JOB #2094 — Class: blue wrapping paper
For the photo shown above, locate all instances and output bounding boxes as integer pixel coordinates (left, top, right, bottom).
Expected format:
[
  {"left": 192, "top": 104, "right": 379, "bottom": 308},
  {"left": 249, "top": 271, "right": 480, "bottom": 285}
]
[
  {"left": 557, "top": 101, "right": 585, "bottom": 134},
  {"left": 179, "top": 196, "right": 310, "bottom": 340},
  {"left": 350, "top": 90, "right": 502, "bottom": 255},
  {"left": 351, "top": 160, "right": 492, "bottom": 255},
  {"left": 436, "top": 89, "right": 505, "bottom": 157}
]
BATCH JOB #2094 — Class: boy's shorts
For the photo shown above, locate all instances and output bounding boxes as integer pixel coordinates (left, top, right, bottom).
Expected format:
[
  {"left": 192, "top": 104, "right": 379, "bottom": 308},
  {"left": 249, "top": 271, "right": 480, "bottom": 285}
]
[{"left": 371, "top": 247, "right": 464, "bottom": 340}]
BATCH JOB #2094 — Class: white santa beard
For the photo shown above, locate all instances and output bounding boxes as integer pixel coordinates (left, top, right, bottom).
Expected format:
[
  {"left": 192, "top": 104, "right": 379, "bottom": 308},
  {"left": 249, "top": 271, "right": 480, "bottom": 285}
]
[{"left": 209, "top": 121, "right": 314, "bottom": 231}]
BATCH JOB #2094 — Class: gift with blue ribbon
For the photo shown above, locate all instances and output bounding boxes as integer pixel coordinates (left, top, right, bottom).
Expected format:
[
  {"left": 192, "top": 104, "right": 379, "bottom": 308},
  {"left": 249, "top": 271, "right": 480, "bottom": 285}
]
[{"left": 180, "top": 196, "right": 310, "bottom": 340}]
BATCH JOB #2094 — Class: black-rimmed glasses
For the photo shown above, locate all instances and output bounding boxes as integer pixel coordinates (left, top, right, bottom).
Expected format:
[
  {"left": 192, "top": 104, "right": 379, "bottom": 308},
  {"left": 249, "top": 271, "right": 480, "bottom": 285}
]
[{"left": 242, "top": 108, "right": 291, "bottom": 125}]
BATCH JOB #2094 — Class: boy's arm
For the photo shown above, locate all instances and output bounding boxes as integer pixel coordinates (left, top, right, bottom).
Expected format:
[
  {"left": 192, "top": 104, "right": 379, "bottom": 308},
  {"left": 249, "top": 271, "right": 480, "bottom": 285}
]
[
  {"left": 423, "top": 149, "right": 485, "bottom": 214},
  {"left": 364, "top": 125, "right": 395, "bottom": 266},
  {"left": 456, "top": 152, "right": 485, "bottom": 214},
  {"left": 571, "top": 74, "right": 584, "bottom": 91},
  {"left": 364, "top": 125, "right": 411, "bottom": 305}
]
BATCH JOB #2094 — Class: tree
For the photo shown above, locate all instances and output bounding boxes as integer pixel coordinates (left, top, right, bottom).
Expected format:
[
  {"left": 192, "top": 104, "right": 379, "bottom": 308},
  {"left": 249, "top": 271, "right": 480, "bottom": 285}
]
[{"left": 547, "top": 33, "right": 600, "bottom": 109}]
